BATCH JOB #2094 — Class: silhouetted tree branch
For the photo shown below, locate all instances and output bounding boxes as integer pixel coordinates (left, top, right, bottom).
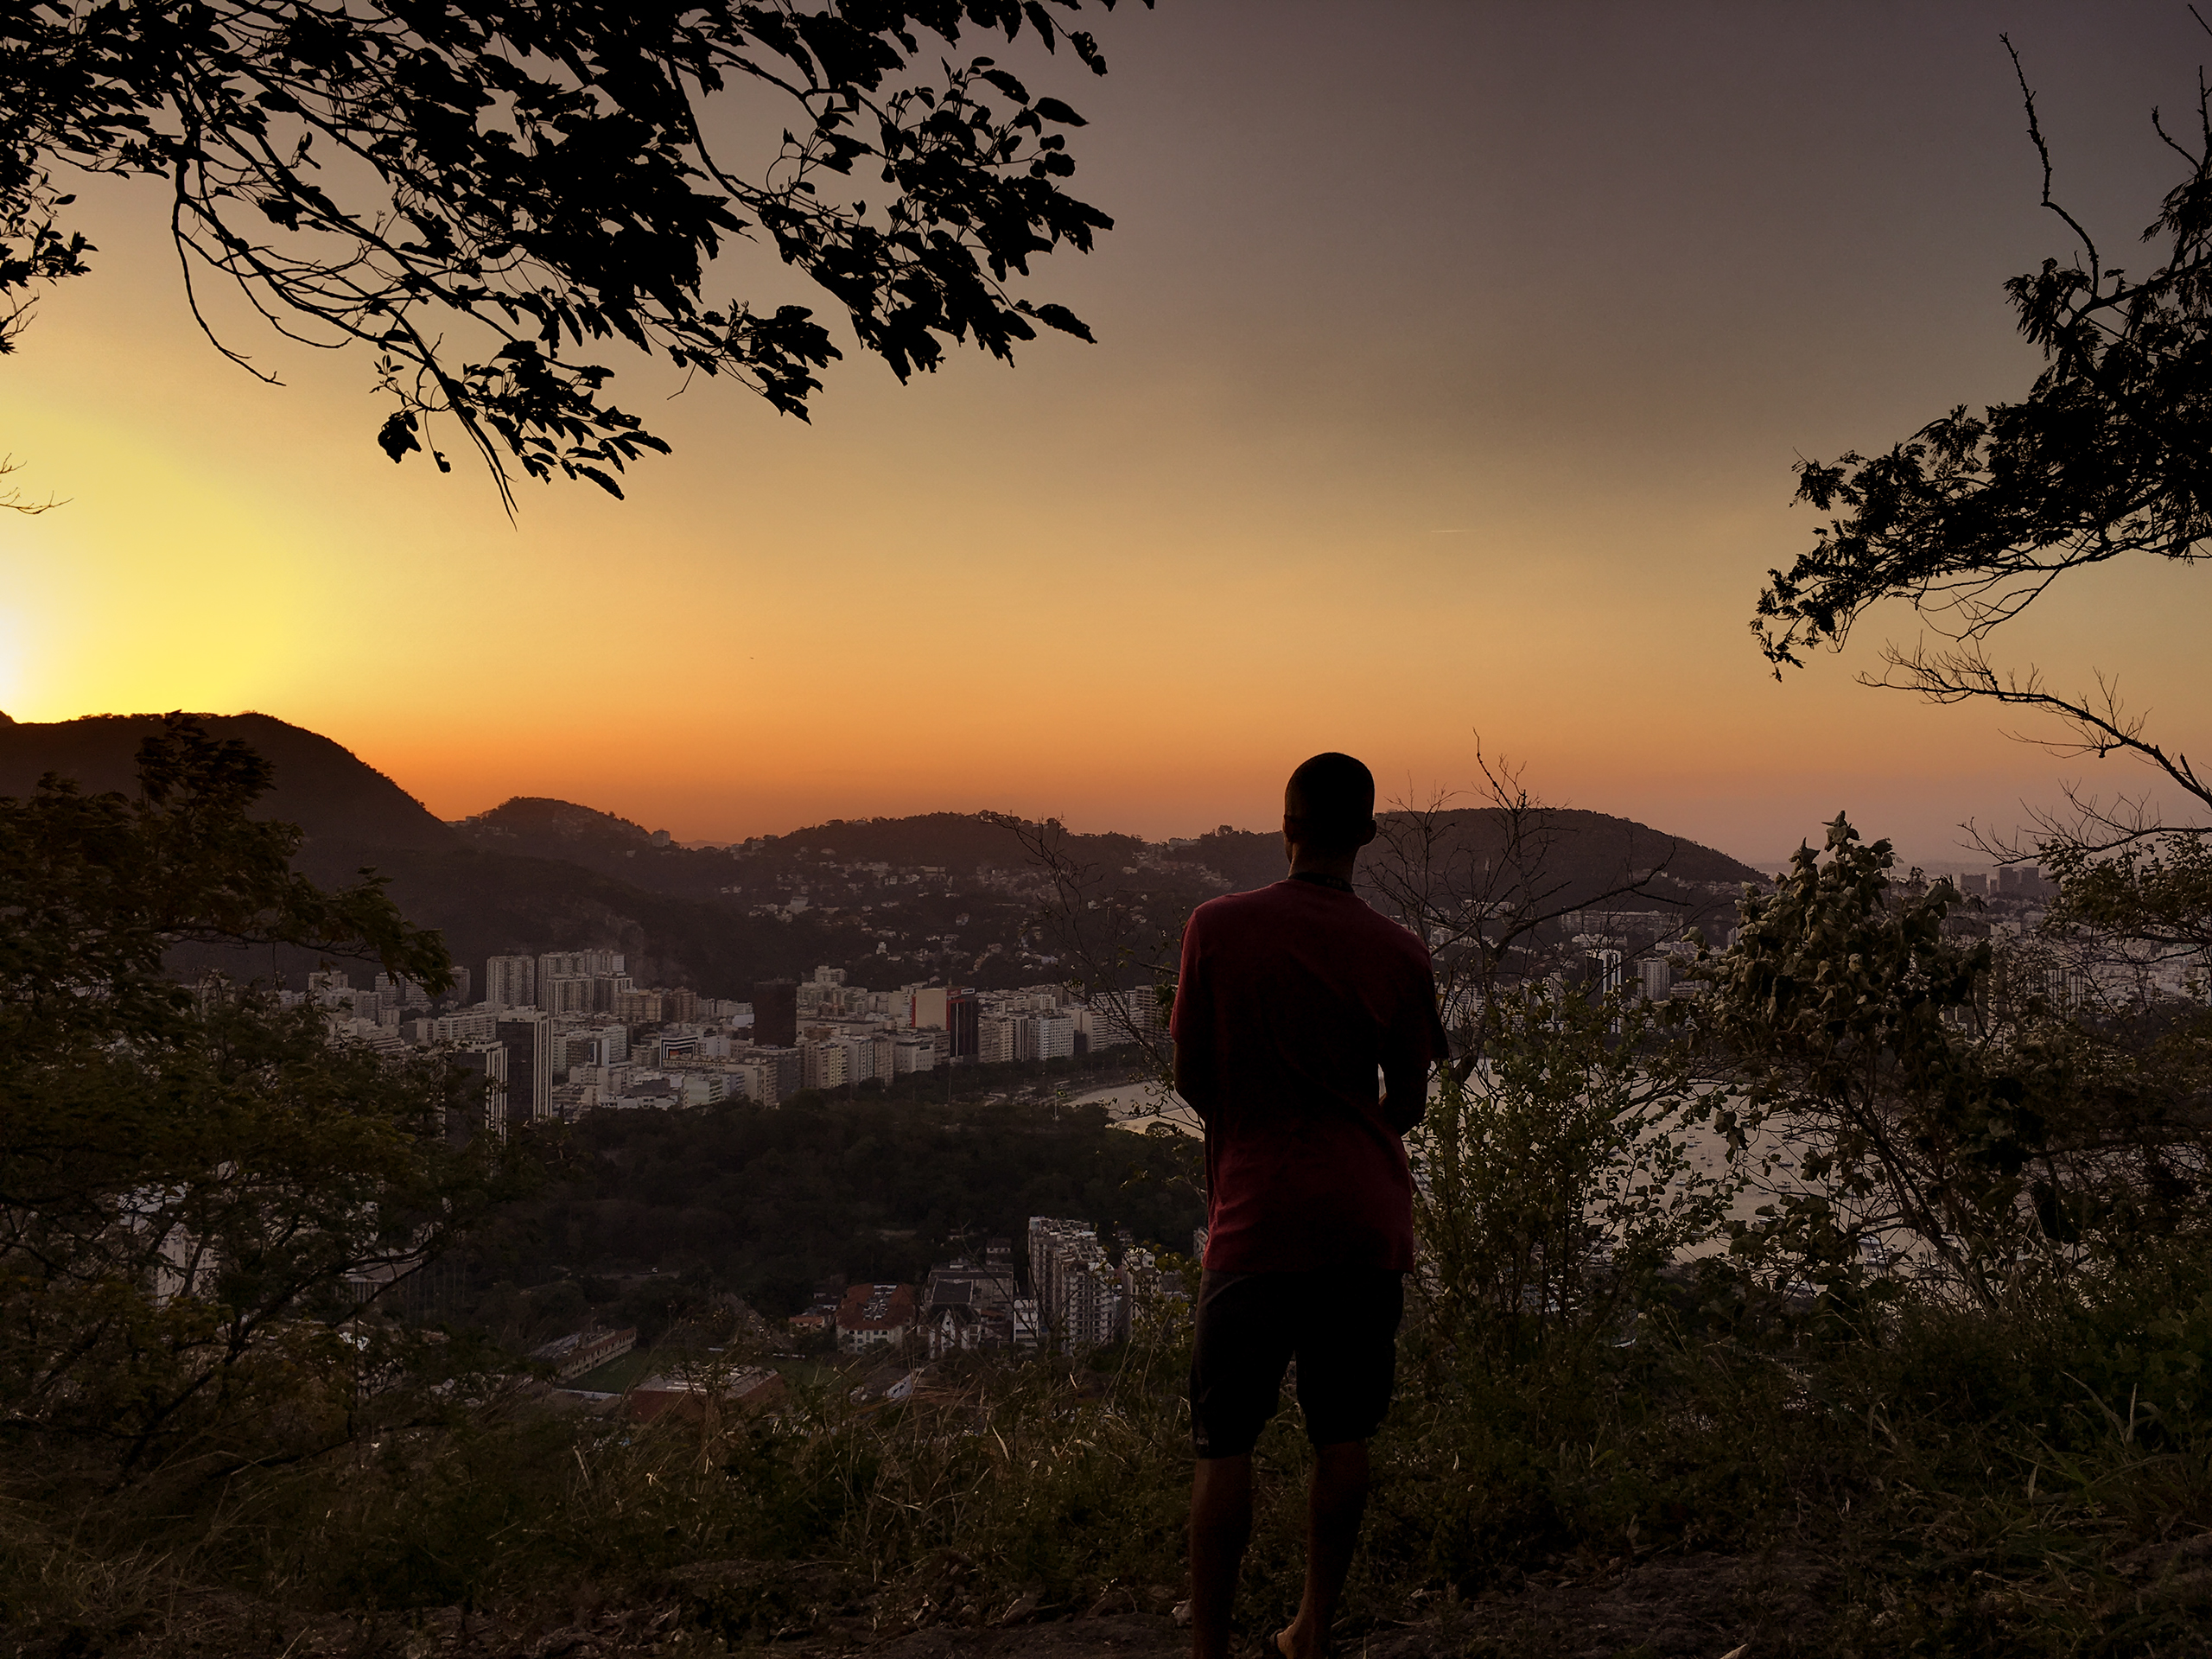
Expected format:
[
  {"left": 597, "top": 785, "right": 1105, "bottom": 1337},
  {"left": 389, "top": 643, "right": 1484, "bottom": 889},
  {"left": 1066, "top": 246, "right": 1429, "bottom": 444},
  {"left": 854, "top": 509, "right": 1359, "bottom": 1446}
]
[
  {"left": 983, "top": 809, "right": 1185, "bottom": 1122},
  {"left": 1758, "top": 38, "right": 2212, "bottom": 677},
  {"left": 0, "top": 452, "right": 60, "bottom": 512},
  {"left": 2, "top": 1, "right": 1148, "bottom": 510},
  {"left": 1361, "top": 742, "right": 1694, "bottom": 1077},
  {"left": 1872, "top": 642, "right": 2212, "bottom": 824},
  {"left": 1756, "top": 29, "right": 2212, "bottom": 968}
]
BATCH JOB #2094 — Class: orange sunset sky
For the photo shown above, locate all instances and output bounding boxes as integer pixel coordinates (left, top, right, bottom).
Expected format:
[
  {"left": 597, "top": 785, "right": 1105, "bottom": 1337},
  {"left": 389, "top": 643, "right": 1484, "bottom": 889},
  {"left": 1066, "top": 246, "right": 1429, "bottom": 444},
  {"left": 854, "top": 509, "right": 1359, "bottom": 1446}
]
[{"left": 4, "top": 1, "right": 2209, "bottom": 868}]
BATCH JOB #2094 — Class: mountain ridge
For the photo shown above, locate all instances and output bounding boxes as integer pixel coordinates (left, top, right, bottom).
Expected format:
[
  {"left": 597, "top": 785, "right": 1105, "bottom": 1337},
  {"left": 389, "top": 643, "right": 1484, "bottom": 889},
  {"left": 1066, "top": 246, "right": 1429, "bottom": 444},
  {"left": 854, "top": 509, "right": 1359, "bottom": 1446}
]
[
  {"left": 0, "top": 711, "right": 454, "bottom": 872},
  {"left": 3, "top": 712, "right": 1767, "bottom": 989}
]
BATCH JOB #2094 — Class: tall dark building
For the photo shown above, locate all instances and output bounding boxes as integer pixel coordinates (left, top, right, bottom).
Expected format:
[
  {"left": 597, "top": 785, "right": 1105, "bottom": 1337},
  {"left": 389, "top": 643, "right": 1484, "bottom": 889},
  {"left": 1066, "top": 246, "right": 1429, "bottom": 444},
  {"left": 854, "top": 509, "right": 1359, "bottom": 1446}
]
[
  {"left": 448, "top": 1043, "right": 507, "bottom": 1144},
  {"left": 495, "top": 1016, "right": 553, "bottom": 1124},
  {"left": 749, "top": 979, "right": 798, "bottom": 1048},
  {"left": 945, "top": 988, "right": 979, "bottom": 1061}
]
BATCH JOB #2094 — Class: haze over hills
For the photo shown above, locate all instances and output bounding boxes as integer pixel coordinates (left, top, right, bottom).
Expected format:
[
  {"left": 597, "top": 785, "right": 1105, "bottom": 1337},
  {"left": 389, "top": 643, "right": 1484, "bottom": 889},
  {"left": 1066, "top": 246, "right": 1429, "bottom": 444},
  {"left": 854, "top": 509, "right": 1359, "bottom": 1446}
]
[{"left": 1, "top": 711, "right": 1767, "bottom": 992}]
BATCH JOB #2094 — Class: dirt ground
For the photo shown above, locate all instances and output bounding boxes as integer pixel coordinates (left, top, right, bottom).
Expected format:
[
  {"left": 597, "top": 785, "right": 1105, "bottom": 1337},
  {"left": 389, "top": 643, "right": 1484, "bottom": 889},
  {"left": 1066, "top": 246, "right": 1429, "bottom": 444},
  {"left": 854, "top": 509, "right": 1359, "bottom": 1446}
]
[
  {"left": 792, "top": 1551, "right": 1828, "bottom": 1659},
  {"left": 12, "top": 1551, "right": 1829, "bottom": 1659}
]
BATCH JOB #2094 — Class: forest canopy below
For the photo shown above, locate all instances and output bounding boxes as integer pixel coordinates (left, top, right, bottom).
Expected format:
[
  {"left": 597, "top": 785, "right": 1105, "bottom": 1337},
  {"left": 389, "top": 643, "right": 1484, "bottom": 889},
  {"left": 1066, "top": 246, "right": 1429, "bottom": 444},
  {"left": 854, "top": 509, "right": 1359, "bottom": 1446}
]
[{"left": 474, "top": 1090, "right": 1202, "bottom": 1326}]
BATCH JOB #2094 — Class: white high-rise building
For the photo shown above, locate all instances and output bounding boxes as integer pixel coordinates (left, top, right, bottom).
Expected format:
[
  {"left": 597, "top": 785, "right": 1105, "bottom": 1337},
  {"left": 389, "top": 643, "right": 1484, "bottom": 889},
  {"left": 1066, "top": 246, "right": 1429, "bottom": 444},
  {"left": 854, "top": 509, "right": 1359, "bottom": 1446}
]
[
  {"left": 485, "top": 956, "right": 536, "bottom": 1012},
  {"left": 1027, "top": 1217, "right": 1124, "bottom": 1351},
  {"left": 375, "top": 971, "right": 432, "bottom": 1007},
  {"left": 537, "top": 949, "right": 625, "bottom": 983},
  {"left": 1126, "top": 984, "right": 1160, "bottom": 1033},
  {"left": 541, "top": 975, "right": 594, "bottom": 1015},
  {"left": 978, "top": 1015, "right": 1018, "bottom": 1065},
  {"left": 802, "top": 1041, "right": 849, "bottom": 1091},
  {"left": 1585, "top": 949, "right": 1624, "bottom": 998},
  {"left": 833, "top": 1035, "right": 875, "bottom": 1085},
  {"left": 415, "top": 1010, "right": 499, "bottom": 1045},
  {"left": 1033, "top": 1013, "right": 1074, "bottom": 1061}
]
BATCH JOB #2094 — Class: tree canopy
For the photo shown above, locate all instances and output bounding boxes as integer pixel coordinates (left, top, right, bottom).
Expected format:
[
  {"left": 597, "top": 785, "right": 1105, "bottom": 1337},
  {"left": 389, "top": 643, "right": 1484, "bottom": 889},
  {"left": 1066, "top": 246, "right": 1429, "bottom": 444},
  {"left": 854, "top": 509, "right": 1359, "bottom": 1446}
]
[
  {"left": 1755, "top": 40, "right": 2212, "bottom": 831},
  {"left": 0, "top": 716, "right": 522, "bottom": 1475},
  {"left": 1, "top": 1, "right": 1146, "bottom": 505}
]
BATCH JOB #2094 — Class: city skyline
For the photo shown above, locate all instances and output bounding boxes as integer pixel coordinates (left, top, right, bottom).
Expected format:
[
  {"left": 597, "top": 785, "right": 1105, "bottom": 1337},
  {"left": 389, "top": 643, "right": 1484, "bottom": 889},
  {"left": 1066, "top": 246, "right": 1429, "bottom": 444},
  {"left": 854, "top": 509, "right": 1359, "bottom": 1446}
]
[{"left": 5, "top": 3, "right": 2209, "bottom": 868}]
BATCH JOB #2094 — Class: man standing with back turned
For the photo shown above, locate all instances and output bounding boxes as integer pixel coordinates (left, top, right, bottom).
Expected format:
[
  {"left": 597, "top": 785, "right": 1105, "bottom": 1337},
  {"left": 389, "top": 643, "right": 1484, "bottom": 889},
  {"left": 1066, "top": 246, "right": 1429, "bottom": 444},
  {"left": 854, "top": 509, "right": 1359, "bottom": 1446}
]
[{"left": 1172, "top": 753, "right": 1448, "bottom": 1659}]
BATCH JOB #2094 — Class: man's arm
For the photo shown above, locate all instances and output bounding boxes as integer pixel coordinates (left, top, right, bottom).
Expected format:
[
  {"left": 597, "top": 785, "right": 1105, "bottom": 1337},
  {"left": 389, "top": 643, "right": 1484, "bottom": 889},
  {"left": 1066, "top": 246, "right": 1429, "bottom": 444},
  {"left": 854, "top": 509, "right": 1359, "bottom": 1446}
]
[
  {"left": 1378, "top": 967, "right": 1448, "bottom": 1135},
  {"left": 1379, "top": 1057, "right": 1429, "bottom": 1135},
  {"left": 1169, "top": 911, "right": 1215, "bottom": 1124},
  {"left": 1174, "top": 1043, "right": 1218, "bottom": 1125}
]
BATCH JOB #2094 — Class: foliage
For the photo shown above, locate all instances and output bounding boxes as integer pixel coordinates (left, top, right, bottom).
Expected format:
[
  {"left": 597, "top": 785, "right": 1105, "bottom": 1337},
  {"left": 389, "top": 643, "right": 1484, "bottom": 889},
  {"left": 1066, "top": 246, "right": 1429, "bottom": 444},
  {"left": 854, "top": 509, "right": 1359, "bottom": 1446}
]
[
  {"left": 1362, "top": 752, "right": 1749, "bottom": 1055},
  {"left": 16, "top": 1226, "right": 2212, "bottom": 1656},
  {"left": 474, "top": 1087, "right": 1203, "bottom": 1318},
  {"left": 1754, "top": 42, "right": 2212, "bottom": 791},
  {"left": 1408, "top": 982, "right": 1737, "bottom": 1365},
  {"left": 0, "top": 715, "right": 524, "bottom": 1475},
  {"left": 8, "top": 884, "right": 2212, "bottom": 1653},
  {"left": 1752, "top": 36, "right": 2212, "bottom": 947},
  {"left": 1704, "top": 814, "right": 2003, "bottom": 1303},
  {"left": 2, "top": 0, "right": 1146, "bottom": 503},
  {"left": 2041, "top": 828, "right": 2212, "bottom": 985},
  {"left": 1705, "top": 813, "right": 2212, "bottom": 1313}
]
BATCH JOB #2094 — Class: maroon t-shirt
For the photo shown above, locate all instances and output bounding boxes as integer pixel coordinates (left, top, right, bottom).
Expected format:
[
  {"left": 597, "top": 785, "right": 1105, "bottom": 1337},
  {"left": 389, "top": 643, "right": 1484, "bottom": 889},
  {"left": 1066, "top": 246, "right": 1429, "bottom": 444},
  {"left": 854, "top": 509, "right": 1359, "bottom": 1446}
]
[{"left": 1172, "top": 877, "right": 1450, "bottom": 1274}]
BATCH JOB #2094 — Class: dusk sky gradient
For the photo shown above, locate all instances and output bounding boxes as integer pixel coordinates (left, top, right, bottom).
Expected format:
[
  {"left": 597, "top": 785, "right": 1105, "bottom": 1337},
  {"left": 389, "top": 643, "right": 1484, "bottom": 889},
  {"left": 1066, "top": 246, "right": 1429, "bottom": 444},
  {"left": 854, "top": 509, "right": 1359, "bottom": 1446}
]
[{"left": 4, "top": 2, "right": 2209, "bottom": 869}]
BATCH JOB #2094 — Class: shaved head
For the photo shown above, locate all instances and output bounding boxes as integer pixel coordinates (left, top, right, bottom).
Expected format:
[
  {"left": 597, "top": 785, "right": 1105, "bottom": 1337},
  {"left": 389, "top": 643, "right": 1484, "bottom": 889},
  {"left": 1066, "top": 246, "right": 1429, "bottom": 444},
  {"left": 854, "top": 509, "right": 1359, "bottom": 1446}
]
[{"left": 1285, "top": 753, "right": 1376, "bottom": 854}]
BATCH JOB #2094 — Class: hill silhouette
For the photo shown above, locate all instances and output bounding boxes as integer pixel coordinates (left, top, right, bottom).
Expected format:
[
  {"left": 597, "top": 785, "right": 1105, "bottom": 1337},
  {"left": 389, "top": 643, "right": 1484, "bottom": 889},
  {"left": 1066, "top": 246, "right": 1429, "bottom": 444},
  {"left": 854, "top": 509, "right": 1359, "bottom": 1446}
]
[
  {"left": 474, "top": 795, "right": 658, "bottom": 849},
  {"left": 745, "top": 811, "right": 1148, "bottom": 874},
  {"left": 0, "top": 711, "right": 453, "bottom": 878},
  {"left": 3, "top": 712, "right": 1766, "bottom": 991},
  {"left": 457, "top": 796, "right": 735, "bottom": 899},
  {"left": 1170, "top": 810, "right": 1764, "bottom": 901}
]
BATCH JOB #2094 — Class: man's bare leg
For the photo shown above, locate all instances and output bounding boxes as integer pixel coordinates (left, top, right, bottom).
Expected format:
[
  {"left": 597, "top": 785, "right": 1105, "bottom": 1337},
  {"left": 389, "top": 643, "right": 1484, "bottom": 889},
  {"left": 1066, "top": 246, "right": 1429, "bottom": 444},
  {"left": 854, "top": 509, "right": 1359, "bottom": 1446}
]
[
  {"left": 1274, "top": 1440, "right": 1370, "bottom": 1659},
  {"left": 1188, "top": 1453, "right": 1253, "bottom": 1659}
]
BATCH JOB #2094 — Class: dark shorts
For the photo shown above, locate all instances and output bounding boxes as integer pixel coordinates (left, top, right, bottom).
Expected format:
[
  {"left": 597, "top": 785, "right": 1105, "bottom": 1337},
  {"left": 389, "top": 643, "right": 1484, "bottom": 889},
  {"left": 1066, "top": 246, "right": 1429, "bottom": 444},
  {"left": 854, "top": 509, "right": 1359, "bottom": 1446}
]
[{"left": 1188, "top": 1267, "right": 1405, "bottom": 1458}]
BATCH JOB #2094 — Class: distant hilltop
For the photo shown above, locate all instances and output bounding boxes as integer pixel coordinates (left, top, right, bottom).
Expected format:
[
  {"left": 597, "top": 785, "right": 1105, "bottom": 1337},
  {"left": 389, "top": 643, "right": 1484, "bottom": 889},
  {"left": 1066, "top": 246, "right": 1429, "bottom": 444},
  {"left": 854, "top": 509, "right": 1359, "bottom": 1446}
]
[
  {"left": 2, "top": 712, "right": 1765, "bottom": 993},
  {"left": 1160, "top": 814, "right": 1761, "bottom": 896},
  {"left": 0, "top": 710, "right": 454, "bottom": 870}
]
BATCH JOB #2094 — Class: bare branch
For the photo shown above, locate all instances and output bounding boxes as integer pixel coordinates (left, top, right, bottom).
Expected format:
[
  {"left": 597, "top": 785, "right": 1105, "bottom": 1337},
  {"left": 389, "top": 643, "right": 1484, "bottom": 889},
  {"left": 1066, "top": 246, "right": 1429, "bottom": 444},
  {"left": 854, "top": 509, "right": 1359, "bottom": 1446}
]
[
  {"left": 2006, "top": 37, "right": 2103, "bottom": 283},
  {"left": 0, "top": 454, "right": 63, "bottom": 515},
  {"left": 982, "top": 811, "right": 1189, "bottom": 1128},
  {"left": 1868, "top": 643, "right": 2212, "bottom": 817}
]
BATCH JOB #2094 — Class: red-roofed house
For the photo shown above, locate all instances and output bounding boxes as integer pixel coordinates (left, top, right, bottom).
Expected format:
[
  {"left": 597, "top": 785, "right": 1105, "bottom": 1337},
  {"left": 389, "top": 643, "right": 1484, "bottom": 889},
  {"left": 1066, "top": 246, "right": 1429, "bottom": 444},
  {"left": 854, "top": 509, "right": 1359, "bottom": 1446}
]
[{"left": 835, "top": 1282, "right": 918, "bottom": 1355}]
